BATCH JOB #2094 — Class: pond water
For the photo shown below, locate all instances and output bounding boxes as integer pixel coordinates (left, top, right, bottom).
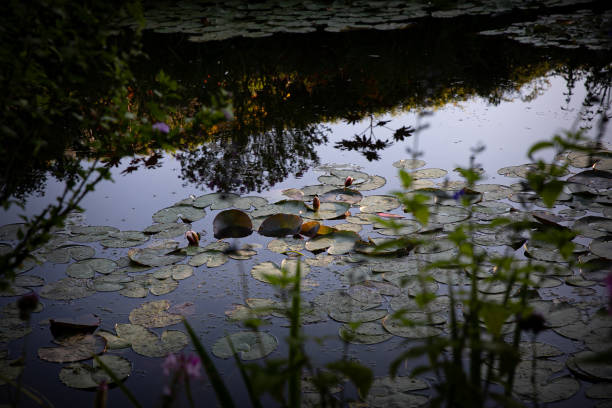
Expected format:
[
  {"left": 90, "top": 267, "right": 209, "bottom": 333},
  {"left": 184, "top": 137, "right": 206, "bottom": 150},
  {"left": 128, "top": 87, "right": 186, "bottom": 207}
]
[{"left": 2, "top": 3, "right": 612, "bottom": 408}]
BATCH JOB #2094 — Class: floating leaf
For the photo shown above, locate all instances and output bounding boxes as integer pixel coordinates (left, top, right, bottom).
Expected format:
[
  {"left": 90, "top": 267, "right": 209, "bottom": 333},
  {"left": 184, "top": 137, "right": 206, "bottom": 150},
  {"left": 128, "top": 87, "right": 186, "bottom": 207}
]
[
  {"left": 188, "top": 251, "right": 228, "bottom": 268},
  {"left": 127, "top": 247, "right": 185, "bottom": 267},
  {"left": 212, "top": 331, "right": 278, "bottom": 360},
  {"left": 152, "top": 205, "right": 206, "bottom": 223},
  {"left": 320, "top": 188, "right": 363, "bottom": 204},
  {"left": 40, "top": 278, "right": 95, "bottom": 300},
  {"left": 38, "top": 334, "right": 106, "bottom": 363},
  {"left": 382, "top": 315, "right": 443, "bottom": 338},
  {"left": 115, "top": 323, "right": 188, "bottom": 357},
  {"left": 305, "top": 231, "right": 360, "bottom": 255},
  {"left": 590, "top": 236, "right": 612, "bottom": 260},
  {"left": 250, "top": 259, "right": 310, "bottom": 283},
  {"left": 267, "top": 237, "right": 305, "bottom": 253},
  {"left": 393, "top": 159, "right": 426, "bottom": 169},
  {"left": 339, "top": 322, "right": 393, "bottom": 344},
  {"left": 45, "top": 245, "right": 95, "bottom": 264},
  {"left": 359, "top": 195, "right": 400, "bottom": 213},
  {"left": 410, "top": 168, "right": 447, "bottom": 179},
  {"left": 258, "top": 213, "right": 302, "bottom": 237},
  {"left": 330, "top": 309, "right": 387, "bottom": 323},
  {"left": 59, "top": 354, "right": 131, "bottom": 389},
  {"left": 213, "top": 209, "right": 253, "bottom": 239},
  {"left": 143, "top": 222, "right": 191, "bottom": 239},
  {"left": 100, "top": 231, "right": 148, "bottom": 248},
  {"left": 66, "top": 258, "right": 117, "bottom": 279},
  {"left": 305, "top": 202, "right": 351, "bottom": 220},
  {"left": 128, "top": 300, "right": 182, "bottom": 328},
  {"left": 69, "top": 226, "right": 119, "bottom": 243}
]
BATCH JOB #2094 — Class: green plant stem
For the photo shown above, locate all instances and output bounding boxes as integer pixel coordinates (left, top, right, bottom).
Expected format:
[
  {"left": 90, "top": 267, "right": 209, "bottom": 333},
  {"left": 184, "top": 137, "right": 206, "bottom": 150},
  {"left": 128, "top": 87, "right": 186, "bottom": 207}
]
[{"left": 288, "top": 258, "right": 302, "bottom": 408}]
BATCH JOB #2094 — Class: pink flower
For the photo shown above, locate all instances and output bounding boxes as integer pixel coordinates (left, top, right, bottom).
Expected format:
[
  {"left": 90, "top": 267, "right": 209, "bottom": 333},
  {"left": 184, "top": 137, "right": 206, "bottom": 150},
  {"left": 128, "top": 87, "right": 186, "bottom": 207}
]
[
  {"left": 185, "top": 355, "right": 202, "bottom": 380},
  {"left": 163, "top": 353, "right": 180, "bottom": 376}
]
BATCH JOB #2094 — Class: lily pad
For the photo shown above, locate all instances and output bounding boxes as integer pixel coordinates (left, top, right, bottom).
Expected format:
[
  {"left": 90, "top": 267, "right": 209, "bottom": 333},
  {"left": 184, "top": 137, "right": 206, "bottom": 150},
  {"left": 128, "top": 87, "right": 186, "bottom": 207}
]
[
  {"left": 360, "top": 195, "right": 400, "bottom": 213},
  {"left": 258, "top": 213, "right": 302, "bottom": 237},
  {"left": 305, "top": 231, "right": 360, "bottom": 255},
  {"left": 143, "top": 222, "right": 191, "bottom": 239},
  {"left": 304, "top": 202, "right": 351, "bottom": 220},
  {"left": 66, "top": 258, "right": 117, "bottom": 279},
  {"left": 128, "top": 300, "right": 182, "bottom": 328},
  {"left": 59, "top": 354, "right": 131, "bottom": 389},
  {"left": 320, "top": 188, "right": 363, "bottom": 205},
  {"left": 45, "top": 245, "right": 95, "bottom": 264},
  {"left": 267, "top": 237, "right": 305, "bottom": 254},
  {"left": 152, "top": 205, "right": 206, "bottom": 224},
  {"left": 212, "top": 331, "right": 278, "bottom": 360},
  {"left": 188, "top": 250, "right": 228, "bottom": 268},
  {"left": 40, "top": 278, "right": 95, "bottom": 300},
  {"left": 590, "top": 236, "right": 612, "bottom": 260},
  {"left": 339, "top": 322, "right": 393, "bottom": 344},
  {"left": 213, "top": 209, "right": 253, "bottom": 239},
  {"left": 250, "top": 259, "right": 310, "bottom": 284},
  {"left": 127, "top": 247, "right": 185, "bottom": 267},
  {"left": 330, "top": 308, "right": 387, "bottom": 323},
  {"left": 69, "top": 226, "right": 119, "bottom": 243},
  {"left": 382, "top": 315, "right": 443, "bottom": 338},
  {"left": 410, "top": 168, "right": 447, "bottom": 179},
  {"left": 393, "top": 159, "right": 426, "bottom": 169},
  {"left": 100, "top": 231, "right": 149, "bottom": 248},
  {"left": 38, "top": 334, "right": 106, "bottom": 363},
  {"left": 115, "top": 323, "right": 188, "bottom": 357}
]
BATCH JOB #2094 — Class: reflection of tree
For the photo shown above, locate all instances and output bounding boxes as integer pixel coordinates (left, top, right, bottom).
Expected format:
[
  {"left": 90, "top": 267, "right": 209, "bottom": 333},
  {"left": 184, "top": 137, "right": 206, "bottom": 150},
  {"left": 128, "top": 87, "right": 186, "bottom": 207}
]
[
  {"left": 175, "top": 124, "right": 328, "bottom": 193},
  {"left": 334, "top": 115, "right": 416, "bottom": 161}
]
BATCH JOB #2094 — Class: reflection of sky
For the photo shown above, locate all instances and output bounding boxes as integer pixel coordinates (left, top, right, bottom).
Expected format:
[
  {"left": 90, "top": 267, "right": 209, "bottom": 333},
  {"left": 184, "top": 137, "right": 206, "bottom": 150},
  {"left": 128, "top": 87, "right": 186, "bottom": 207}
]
[{"left": 2, "top": 75, "right": 610, "bottom": 230}]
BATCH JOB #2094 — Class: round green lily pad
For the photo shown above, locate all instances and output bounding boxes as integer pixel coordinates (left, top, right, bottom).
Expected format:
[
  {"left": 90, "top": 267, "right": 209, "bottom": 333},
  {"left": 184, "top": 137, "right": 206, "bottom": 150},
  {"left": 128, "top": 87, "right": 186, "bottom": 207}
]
[
  {"left": 330, "top": 308, "right": 387, "bottom": 323},
  {"left": 212, "top": 331, "right": 278, "bottom": 360},
  {"left": 305, "top": 231, "right": 360, "bottom": 254},
  {"left": 320, "top": 188, "right": 363, "bottom": 205},
  {"left": 382, "top": 315, "right": 443, "bottom": 338},
  {"left": 410, "top": 168, "right": 447, "bottom": 179},
  {"left": 152, "top": 205, "right": 205, "bottom": 224},
  {"left": 188, "top": 251, "right": 228, "bottom": 268},
  {"left": 250, "top": 259, "right": 310, "bottom": 283},
  {"left": 339, "top": 322, "right": 393, "bottom": 344},
  {"left": 45, "top": 245, "right": 95, "bottom": 264},
  {"left": 267, "top": 237, "right": 305, "bottom": 254},
  {"left": 590, "top": 236, "right": 612, "bottom": 260},
  {"left": 69, "top": 226, "right": 119, "bottom": 242}
]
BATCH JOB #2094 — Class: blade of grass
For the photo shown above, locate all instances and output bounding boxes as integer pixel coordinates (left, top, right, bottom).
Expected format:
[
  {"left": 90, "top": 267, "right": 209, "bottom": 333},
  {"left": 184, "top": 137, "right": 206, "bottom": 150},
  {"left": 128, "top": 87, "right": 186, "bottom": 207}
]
[
  {"left": 0, "top": 373, "right": 54, "bottom": 407},
  {"left": 288, "top": 258, "right": 302, "bottom": 408},
  {"left": 93, "top": 355, "right": 142, "bottom": 408},
  {"left": 183, "top": 319, "right": 236, "bottom": 408}
]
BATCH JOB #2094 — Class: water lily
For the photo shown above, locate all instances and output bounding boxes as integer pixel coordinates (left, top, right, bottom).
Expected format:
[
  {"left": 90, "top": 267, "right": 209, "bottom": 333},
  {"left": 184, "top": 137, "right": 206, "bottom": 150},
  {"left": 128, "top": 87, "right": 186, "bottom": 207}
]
[
  {"left": 185, "top": 230, "right": 200, "bottom": 246},
  {"left": 313, "top": 194, "right": 320, "bottom": 211},
  {"left": 344, "top": 176, "right": 354, "bottom": 188},
  {"left": 152, "top": 122, "right": 170, "bottom": 134},
  {"left": 17, "top": 292, "right": 38, "bottom": 321}
]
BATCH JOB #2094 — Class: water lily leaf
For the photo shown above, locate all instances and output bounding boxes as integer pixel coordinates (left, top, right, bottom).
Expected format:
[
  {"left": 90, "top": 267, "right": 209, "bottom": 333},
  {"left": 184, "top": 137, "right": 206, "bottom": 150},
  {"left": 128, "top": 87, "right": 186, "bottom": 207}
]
[
  {"left": 45, "top": 245, "right": 95, "bottom": 264},
  {"left": 152, "top": 205, "right": 206, "bottom": 223},
  {"left": 267, "top": 237, "right": 305, "bottom": 253},
  {"left": 514, "top": 376, "right": 579, "bottom": 403},
  {"left": 389, "top": 295, "right": 450, "bottom": 313},
  {"left": 574, "top": 351, "right": 612, "bottom": 380},
  {"left": 281, "top": 188, "right": 304, "bottom": 200},
  {"left": 590, "top": 236, "right": 612, "bottom": 260},
  {"left": 250, "top": 200, "right": 308, "bottom": 218},
  {"left": 346, "top": 213, "right": 375, "bottom": 225},
  {"left": 127, "top": 247, "right": 185, "bottom": 267},
  {"left": 128, "top": 300, "right": 182, "bottom": 328},
  {"left": 354, "top": 175, "right": 386, "bottom": 191},
  {"left": 40, "top": 278, "right": 95, "bottom": 300},
  {"left": 339, "top": 322, "right": 393, "bottom": 344},
  {"left": 191, "top": 249, "right": 229, "bottom": 267},
  {"left": 429, "top": 205, "right": 471, "bottom": 224},
  {"left": 410, "top": 168, "right": 447, "bottom": 179},
  {"left": 38, "top": 334, "right": 106, "bottom": 363},
  {"left": 334, "top": 223, "right": 363, "bottom": 233},
  {"left": 567, "top": 170, "right": 612, "bottom": 191},
  {"left": 212, "top": 331, "right": 278, "bottom": 360},
  {"left": 258, "top": 213, "right": 302, "bottom": 237},
  {"left": 213, "top": 209, "right": 253, "bottom": 239},
  {"left": 69, "top": 226, "right": 119, "bottom": 243},
  {"left": 59, "top": 354, "right": 131, "bottom": 389},
  {"left": 393, "top": 159, "right": 426, "bottom": 169},
  {"left": 66, "top": 258, "right": 117, "bottom": 279},
  {"left": 0, "top": 317, "right": 31, "bottom": 342},
  {"left": 305, "top": 253, "right": 335, "bottom": 267},
  {"left": 304, "top": 202, "right": 351, "bottom": 220},
  {"left": 115, "top": 323, "right": 187, "bottom": 357},
  {"left": 367, "top": 375, "right": 429, "bottom": 398},
  {"left": 382, "top": 315, "right": 443, "bottom": 338},
  {"left": 359, "top": 195, "right": 400, "bottom": 213},
  {"left": 373, "top": 219, "right": 420, "bottom": 236},
  {"left": 100, "top": 231, "right": 149, "bottom": 248},
  {"left": 149, "top": 279, "right": 179, "bottom": 296},
  {"left": 49, "top": 314, "right": 100, "bottom": 339},
  {"left": 528, "top": 300, "right": 579, "bottom": 328},
  {"left": 586, "top": 382, "right": 612, "bottom": 399},
  {"left": 472, "top": 184, "right": 513, "bottom": 201},
  {"left": 320, "top": 188, "right": 363, "bottom": 204},
  {"left": 574, "top": 216, "right": 612, "bottom": 239},
  {"left": 250, "top": 259, "right": 310, "bottom": 283},
  {"left": 156, "top": 264, "right": 194, "bottom": 281},
  {"left": 143, "top": 222, "right": 191, "bottom": 239},
  {"left": 330, "top": 308, "right": 387, "bottom": 323},
  {"left": 119, "top": 284, "right": 149, "bottom": 298},
  {"left": 305, "top": 231, "right": 360, "bottom": 254},
  {"left": 96, "top": 331, "right": 131, "bottom": 350}
]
